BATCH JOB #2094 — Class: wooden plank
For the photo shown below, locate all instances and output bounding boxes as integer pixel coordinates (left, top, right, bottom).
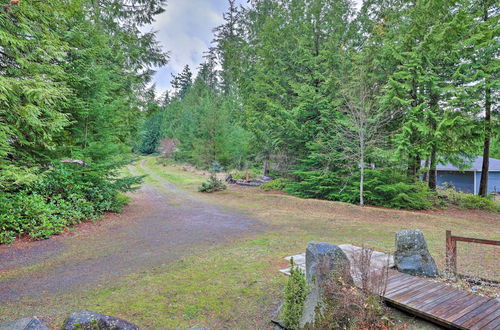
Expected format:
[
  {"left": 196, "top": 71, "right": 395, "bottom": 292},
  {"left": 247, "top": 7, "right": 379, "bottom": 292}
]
[
  {"left": 459, "top": 300, "right": 500, "bottom": 328},
  {"left": 385, "top": 277, "right": 427, "bottom": 296},
  {"left": 430, "top": 292, "right": 477, "bottom": 317},
  {"left": 481, "top": 315, "right": 500, "bottom": 330},
  {"left": 384, "top": 280, "right": 423, "bottom": 297},
  {"left": 374, "top": 270, "right": 499, "bottom": 329},
  {"left": 470, "top": 306, "right": 500, "bottom": 330},
  {"left": 412, "top": 287, "right": 462, "bottom": 312},
  {"left": 385, "top": 273, "right": 415, "bottom": 290},
  {"left": 438, "top": 294, "right": 488, "bottom": 321},
  {"left": 388, "top": 281, "right": 438, "bottom": 302},
  {"left": 385, "top": 281, "right": 428, "bottom": 300},
  {"left": 445, "top": 298, "right": 491, "bottom": 323},
  {"left": 384, "top": 278, "right": 414, "bottom": 293},
  {"left": 401, "top": 282, "right": 446, "bottom": 305},
  {"left": 386, "top": 277, "right": 433, "bottom": 296},
  {"left": 404, "top": 285, "right": 459, "bottom": 309},
  {"left": 384, "top": 292, "right": 460, "bottom": 329},
  {"left": 452, "top": 235, "right": 500, "bottom": 246}
]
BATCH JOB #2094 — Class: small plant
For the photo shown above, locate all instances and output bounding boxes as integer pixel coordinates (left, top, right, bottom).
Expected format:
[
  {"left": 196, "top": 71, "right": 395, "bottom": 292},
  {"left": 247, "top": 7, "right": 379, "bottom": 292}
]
[
  {"left": 260, "top": 178, "right": 287, "bottom": 191},
  {"left": 198, "top": 162, "right": 227, "bottom": 193},
  {"left": 280, "top": 258, "right": 308, "bottom": 330}
]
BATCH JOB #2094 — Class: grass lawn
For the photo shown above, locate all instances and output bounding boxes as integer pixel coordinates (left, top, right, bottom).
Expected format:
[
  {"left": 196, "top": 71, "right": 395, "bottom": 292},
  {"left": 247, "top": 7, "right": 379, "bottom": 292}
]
[{"left": 1, "top": 156, "right": 498, "bottom": 329}]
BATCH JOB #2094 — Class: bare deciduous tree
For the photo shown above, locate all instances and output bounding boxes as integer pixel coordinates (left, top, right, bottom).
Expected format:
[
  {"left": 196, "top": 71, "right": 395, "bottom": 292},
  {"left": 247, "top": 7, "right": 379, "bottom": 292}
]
[{"left": 318, "top": 71, "right": 398, "bottom": 206}]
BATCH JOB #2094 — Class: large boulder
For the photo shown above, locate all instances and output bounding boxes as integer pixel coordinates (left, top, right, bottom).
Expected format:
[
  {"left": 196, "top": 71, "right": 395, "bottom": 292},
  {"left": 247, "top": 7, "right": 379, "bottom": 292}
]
[
  {"left": 394, "top": 229, "right": 438, "bottom": 277},
  {"left": 300, "top": 242, "right": 352, "bottom": 328},
  {"left": 62, "top": 311, "right": 138, "bottom": 330},
  {"left": 0, "top": 318, "right": 48, "bottom": 330}
]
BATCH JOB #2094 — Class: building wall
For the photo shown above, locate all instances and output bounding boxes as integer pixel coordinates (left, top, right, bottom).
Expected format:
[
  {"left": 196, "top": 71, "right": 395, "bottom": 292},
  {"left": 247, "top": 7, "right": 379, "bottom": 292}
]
[
  {"left": 437, "top": 171, "right": 474, "bottom": 193},
  {"left": 476, "top": 171, "right": 500, "bottom": 194},
  {"left": 437, "top": 171, "right": 500, "bottom": 194}
]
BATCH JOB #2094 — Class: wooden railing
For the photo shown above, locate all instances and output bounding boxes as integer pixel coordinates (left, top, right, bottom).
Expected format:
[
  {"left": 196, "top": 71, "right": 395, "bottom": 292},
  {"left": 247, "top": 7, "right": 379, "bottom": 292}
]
[{"left": 445, "top": 230, "right": 500, "bottom": 275}]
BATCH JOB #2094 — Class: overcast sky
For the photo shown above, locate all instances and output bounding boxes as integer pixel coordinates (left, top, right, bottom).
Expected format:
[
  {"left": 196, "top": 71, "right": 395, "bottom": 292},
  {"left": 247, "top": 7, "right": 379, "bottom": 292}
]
[{"left": 148, "top": 0, "right": 362, "bottom": 93}]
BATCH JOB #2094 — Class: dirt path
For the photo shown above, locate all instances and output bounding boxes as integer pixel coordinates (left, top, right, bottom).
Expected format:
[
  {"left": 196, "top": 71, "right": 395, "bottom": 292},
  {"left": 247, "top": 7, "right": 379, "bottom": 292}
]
[{"left": 0, "top": 160, "right": 262, "bottom": 304}]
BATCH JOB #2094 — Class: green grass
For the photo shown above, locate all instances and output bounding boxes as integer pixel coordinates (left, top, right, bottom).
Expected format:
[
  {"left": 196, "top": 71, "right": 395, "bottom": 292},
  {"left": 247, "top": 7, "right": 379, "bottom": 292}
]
[{"left": 142, "top": 157, "right": 204, "bottom": 188}]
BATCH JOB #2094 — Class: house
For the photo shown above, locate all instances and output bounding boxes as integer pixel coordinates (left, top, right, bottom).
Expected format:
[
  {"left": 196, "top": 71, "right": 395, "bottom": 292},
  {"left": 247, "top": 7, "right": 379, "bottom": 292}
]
[{"left": 435, "top": 156, "right": 500, "bottom": 194}]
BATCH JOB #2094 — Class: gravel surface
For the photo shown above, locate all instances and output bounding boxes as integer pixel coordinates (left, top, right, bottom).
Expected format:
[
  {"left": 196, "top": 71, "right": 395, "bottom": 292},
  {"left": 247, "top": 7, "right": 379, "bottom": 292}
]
[{"left": 0, "top": 161, "right": 262, "bottom": 303}]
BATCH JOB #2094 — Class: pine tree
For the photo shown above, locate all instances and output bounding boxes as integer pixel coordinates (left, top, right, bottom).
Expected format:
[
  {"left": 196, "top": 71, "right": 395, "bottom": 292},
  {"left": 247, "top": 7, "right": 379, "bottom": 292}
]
[
  {"left": 171, "top": 65, "right": 193, "bottom": 99},
  {"left": 0, "top": 0, "right": 70, "bottom": 189}
]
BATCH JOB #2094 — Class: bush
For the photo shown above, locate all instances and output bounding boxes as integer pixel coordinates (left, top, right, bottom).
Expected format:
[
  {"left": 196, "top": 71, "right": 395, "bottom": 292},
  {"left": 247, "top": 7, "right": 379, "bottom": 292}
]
[
  {"left": 198, "top": 162, "right": 227, "bottom": 193},
  {"left": 260, "top": 178, "right": 288, "bottom": 191},
  {"left": 198, "top": 175, "right": 227, "bottom": 193},
  {"left": 286, "top": 169, "right": 434, "bottom": 210},
  {"left": 280, "top": 259, "right": 307, "bottom": 330},
  {"left": 0, "top": 162, "right": 142, "bottom": 244},
  {"left": 438, "top": 188, "right": 500, "bottom": 212}
]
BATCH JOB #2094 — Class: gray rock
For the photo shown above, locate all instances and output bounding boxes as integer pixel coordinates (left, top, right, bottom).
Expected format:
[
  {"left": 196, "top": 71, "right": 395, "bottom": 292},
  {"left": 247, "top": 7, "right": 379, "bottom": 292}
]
[
  {"left": 62, "top": 311, "right": 138, "bottom": 330},
  {"left": 0, "top": 318, "right": 48, "bottom": 330},
  {"left": 300, "top": 242, "right": 352, "bottom": 328},
  {"left": 394, "top": 229, "right": 438, "bottom": 277}
]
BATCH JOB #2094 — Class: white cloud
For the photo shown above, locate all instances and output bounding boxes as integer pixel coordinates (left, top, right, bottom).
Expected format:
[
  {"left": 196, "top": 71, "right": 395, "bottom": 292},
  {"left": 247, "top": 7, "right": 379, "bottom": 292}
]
[
  {"left": 149, "top": 0, "right": 364, "bottom": 93},
  {"left": 148, "top": 0, "right": 233, "bottom": 92}
]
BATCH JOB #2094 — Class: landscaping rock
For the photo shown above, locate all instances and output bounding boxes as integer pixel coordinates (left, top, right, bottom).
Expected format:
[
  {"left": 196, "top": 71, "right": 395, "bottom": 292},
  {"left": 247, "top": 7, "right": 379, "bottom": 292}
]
[
  {"left": 300, "top": 242, "right": 352, "bottom": 328},
  {"left": 225, "top": 174, "right": 235, "bottom": 183},
  {"left": 394, "top": 229, "right": 438, "bottom": 277},
  {"left": 62, "top": 311, "right": 138, "bottom": 330},
  {"left": 0, "top": 318, "right": 48, "bottom": 330}
]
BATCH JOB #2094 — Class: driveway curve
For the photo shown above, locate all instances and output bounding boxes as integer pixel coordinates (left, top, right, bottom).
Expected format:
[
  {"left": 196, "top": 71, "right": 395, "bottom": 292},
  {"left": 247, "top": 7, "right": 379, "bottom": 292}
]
[{"left": 0, "top": 160, "right": 261, "bottom": 304}]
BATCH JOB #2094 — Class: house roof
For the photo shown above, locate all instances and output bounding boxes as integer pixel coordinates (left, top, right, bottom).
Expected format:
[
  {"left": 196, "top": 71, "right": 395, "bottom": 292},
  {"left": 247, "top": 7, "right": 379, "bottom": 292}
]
[{"left": 436, "top": 156, "right": 500, "bottom": 172}]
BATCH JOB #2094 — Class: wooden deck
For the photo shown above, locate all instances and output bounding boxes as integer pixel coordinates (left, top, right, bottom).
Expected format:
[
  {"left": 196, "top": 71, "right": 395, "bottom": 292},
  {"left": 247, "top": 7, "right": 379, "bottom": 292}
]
[{"left": 384, "top": 272, "right": 500, "bottom": 329}]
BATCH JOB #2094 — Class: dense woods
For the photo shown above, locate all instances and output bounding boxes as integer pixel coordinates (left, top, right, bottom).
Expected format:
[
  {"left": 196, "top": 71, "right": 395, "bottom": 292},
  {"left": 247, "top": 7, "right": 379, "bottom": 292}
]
[
  {"left": 0, "top": 0, "right": 167, "bottom": 243},
  {"left": 1, "top": 0, "right": 498, "bottom": 243},
  {"left": 140, "top": 0, "right": 499, "bottom": 209}
]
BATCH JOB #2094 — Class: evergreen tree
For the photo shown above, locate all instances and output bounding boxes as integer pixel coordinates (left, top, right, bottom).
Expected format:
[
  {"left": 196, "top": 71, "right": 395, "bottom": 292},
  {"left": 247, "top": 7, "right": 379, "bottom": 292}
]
[{"left": 171, "top": 65, "right": 193, "bottom": 99}]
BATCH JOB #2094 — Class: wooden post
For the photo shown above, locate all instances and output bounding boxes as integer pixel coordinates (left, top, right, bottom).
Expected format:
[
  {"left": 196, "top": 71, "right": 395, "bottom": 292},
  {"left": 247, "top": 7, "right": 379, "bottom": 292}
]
[{"left": 446, "top": 230, "right": 457, "bottom": 274}]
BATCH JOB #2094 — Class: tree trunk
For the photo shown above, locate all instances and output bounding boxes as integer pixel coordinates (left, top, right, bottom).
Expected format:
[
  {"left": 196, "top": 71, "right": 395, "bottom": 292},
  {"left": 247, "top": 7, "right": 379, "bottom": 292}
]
[
  {"left": 359, "top": 162, "right": 364, "bottom": 207},
  {"left": 359, "top": 136, "right": 365, "bottom": 207},
  {"left": 479, "top": 82, "right": 491, "bottom": 197},
  {"left": 429, "top": 148, "right": 437, "bottom": 190},
  {"left": 479, "top": 1, "right": 491, "bottom": 198},
  {"left": 263, "top": 153, "right": 270, "bottom": 176},
  {"left": 423, "top": 158, "right": 429, "bottom": 182},
  {"left": 428, "top": 85, "right": 439, "bottom": 190}
]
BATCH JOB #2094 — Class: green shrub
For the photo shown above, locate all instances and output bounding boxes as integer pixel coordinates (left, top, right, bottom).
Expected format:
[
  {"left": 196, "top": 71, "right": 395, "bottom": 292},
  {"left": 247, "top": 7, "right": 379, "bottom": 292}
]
[
  {"left": 260, "top": 178, "right": 288, "bottom": 191},
  {"left": 285, "top": 170, "right": 345, "bottom": 200},
  {"left": 199, "top": 162, "right": 227, "bottom": 193},
  {"left": 286, "top": 169, "right": 434, "bottom": 210},
  {"left": 0, "top": 162, "right": 142, "bottom": 244},
  {"left": 198, "top": 175, "right": 227, "bottom": 193},
  {"left": 0, "top": 226, "right": 15, "bottom": 245},
  {"left": 438, "top": 188, "right": 500, "bottom": 212},
  {"left": 280, "top": 259, "right": 307, "bottom": 330}
]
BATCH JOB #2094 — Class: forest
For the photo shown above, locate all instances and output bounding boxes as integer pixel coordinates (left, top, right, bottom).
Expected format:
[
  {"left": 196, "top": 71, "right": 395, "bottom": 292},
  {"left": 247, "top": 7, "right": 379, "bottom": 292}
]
[
  {"left": 1, "top": 0, "right": 499, "bottom": 243},
  {"left": 0, "top": 0, "right": 167, "bottom": 243},
  {"left": 139, "top": 0, "right": 499, "bottom": 208}
]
